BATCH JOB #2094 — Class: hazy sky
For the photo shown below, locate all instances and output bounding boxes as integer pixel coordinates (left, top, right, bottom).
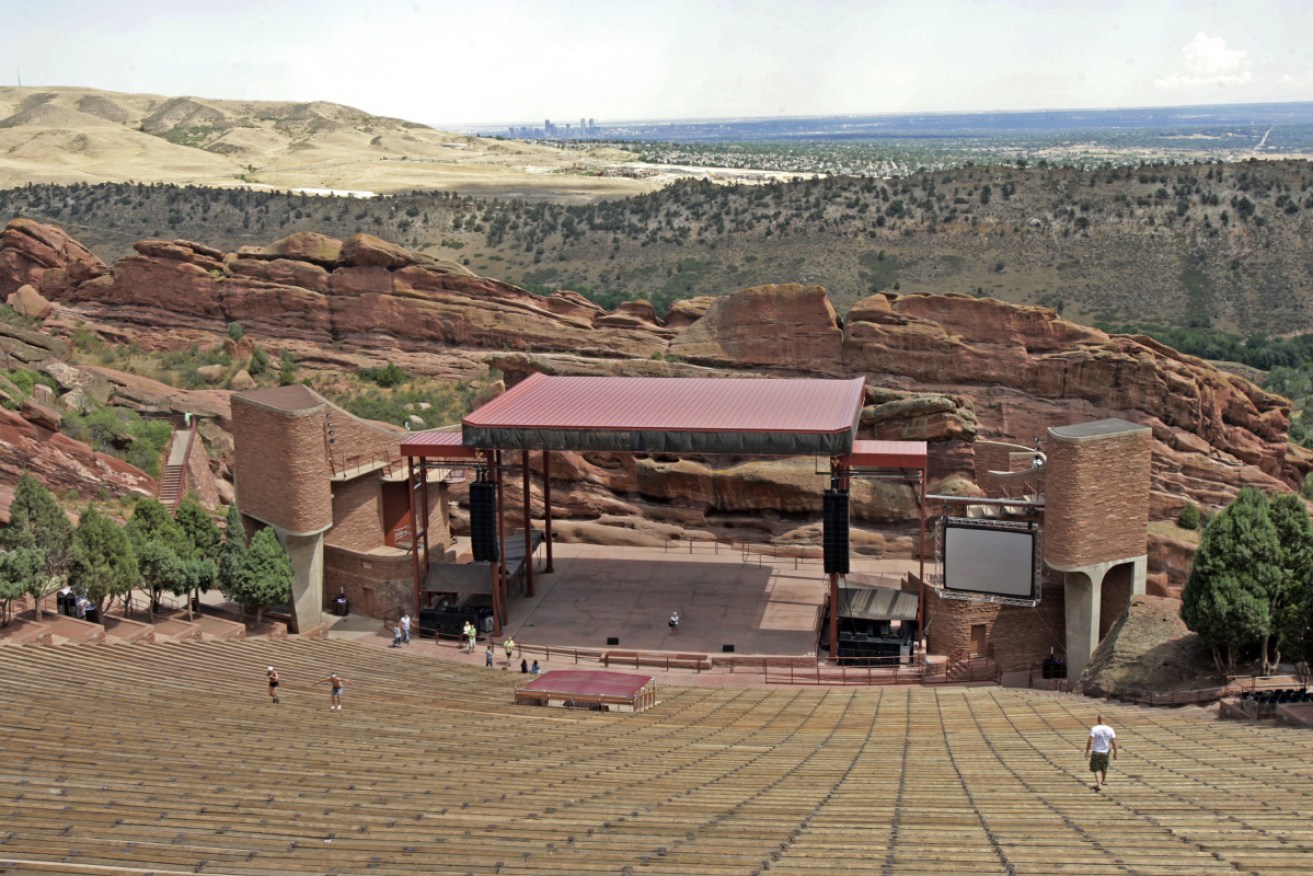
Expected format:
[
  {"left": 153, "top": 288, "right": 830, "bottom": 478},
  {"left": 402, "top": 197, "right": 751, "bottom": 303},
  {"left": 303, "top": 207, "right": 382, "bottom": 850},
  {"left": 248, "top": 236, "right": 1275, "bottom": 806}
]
[{"left": 4, "top": 0, "right": 1312, "bottom": 126}]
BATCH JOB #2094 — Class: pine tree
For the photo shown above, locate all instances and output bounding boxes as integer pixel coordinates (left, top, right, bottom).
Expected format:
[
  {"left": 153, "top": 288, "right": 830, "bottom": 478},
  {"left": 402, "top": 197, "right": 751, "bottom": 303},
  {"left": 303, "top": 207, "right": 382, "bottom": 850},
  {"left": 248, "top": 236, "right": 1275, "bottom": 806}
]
[
  {"left": 238, "top": 528, "right": 294, "bottom": 627},
  {"left": 1271, "top": 492, "right": 1313, "bottom": 673},
  {"left": 2, "top": 474, "right": 73, "bottom": 594},
  {"left": 69, "top": 506, "right": 139, "bottom": 614},
  {"left": 174, "top": 497, "right": 222, "bottom": 618},
  {"left": 1180, "top": 488, "right": 1283, "bottom": 674},
  {"left": 127, "top": 498, "right": 190, "bottom": 617},
  {"left": 0, "top": 547, "right": 46, "bottom": 625},
  {"left": 218, "top": 504, "right": 248, "bottom": 602}
]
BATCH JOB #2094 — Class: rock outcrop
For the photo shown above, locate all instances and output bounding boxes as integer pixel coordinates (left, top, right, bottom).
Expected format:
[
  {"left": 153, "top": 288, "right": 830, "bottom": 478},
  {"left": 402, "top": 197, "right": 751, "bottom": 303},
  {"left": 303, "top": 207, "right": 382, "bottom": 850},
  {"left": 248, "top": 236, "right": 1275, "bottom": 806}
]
[
  {"left": 2, "top": 218, "right": 1307, "bottom": 583},
  {"left": 3, "top": 220, "right": 671, "bottom": 358},
  {"left": 0, "top": 218, "right": 108, "bottom": 301}
]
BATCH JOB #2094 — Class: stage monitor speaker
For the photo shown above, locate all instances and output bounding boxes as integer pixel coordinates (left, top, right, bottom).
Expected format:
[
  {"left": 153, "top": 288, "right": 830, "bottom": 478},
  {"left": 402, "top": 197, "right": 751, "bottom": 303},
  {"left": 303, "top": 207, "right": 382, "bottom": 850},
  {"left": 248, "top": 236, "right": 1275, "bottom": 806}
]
[
  {"left": 722, "top": 644, "right": 735, "bottom": 653},
  {"left": 469, "top": 481, "right": 499, "bottom": 562},
  {"left": 823, "top": 488, "right": 850, "bottom": 575},
  {"left": 606, "top": 636, "right": 620, "bottom": 646}
]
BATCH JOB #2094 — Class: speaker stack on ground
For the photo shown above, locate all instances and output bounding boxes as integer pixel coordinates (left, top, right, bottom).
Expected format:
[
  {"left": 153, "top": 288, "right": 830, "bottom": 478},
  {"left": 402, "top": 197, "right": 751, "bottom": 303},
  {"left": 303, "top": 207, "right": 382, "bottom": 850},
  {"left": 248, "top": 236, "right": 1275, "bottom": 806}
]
[
  {"left": 469, "top": 478, "right": 499, "bottom": 562},
  {"left": 823, "top": 487, "right": 850, "bottom": 575}
]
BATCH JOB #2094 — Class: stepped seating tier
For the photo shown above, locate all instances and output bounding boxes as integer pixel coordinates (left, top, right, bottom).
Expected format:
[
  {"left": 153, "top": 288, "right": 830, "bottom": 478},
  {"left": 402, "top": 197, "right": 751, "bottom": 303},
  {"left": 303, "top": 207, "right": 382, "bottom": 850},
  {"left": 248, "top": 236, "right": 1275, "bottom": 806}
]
[{"left": 0, "top": 639, "right": 1310, "bottom": 874}]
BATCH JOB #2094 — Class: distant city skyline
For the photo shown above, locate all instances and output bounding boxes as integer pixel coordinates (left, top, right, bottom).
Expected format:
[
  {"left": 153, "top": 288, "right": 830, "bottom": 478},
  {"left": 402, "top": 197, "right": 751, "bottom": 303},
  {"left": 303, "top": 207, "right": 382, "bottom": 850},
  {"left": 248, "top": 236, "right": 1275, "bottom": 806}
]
[{"left": 3, "top": 0, "right": 1311, "bottom": 127}]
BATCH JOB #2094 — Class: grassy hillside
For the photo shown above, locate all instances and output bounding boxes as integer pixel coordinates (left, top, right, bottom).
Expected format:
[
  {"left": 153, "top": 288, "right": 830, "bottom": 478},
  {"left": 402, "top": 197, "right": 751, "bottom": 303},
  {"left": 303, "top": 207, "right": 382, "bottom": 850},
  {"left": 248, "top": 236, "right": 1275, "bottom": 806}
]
[
  {"left": 0, "top": 86, "right": 653, "bottom": 200},
  {"left": 5, "top": 158, "right": 1312, "bottom": 335}
]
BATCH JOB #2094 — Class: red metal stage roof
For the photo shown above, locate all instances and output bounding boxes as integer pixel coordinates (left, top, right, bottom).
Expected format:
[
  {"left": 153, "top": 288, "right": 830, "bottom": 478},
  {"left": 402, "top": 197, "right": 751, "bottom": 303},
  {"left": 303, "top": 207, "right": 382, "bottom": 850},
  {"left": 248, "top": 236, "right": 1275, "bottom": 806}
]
[
  {"left": 520, "top": 669, "right": 653, "bottom": 700},
  {"left": 457, "top": 374, "right": 867, "bottom": 456},
  {"left": 398, "top": 429, "right": 480, "bottom": 459},
  {"left": 847, "top": 439, "right": 927, "bottom": 470}
]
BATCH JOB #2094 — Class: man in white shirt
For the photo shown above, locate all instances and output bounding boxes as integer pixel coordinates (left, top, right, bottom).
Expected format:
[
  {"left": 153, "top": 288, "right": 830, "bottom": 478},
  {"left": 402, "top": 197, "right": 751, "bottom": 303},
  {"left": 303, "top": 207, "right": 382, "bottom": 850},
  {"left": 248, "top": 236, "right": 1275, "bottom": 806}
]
[{"left": 1085, "top": 715, "right": 1118, "bottom": 791}]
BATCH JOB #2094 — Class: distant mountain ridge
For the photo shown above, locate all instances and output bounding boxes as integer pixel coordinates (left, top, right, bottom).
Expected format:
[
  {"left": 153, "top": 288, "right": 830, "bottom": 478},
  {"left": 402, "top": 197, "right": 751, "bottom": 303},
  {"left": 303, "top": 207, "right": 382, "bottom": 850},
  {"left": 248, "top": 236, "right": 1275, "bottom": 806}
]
[{"left": 0, "top": 86, "right": 654, "bottom": 199}]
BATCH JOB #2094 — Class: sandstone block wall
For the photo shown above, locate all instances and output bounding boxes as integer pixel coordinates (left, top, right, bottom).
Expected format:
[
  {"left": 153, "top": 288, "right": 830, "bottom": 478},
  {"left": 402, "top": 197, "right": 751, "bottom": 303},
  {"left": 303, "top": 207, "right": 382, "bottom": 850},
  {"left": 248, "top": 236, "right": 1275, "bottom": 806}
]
[
  {"left": 324, "top": 545, "right": 413, "bottom": 621},
  {"left": 326, "top": 476, "right": 383, "bottom": 552},
  {"left": 1044, "top": 421, "right": 1151, "bottom": 569},
  {"left": 232, "top": 397, "right": 332, "bottom": 534},
  {"left": 324, "top": 408, "right": 405, "bottom": 473},
  {"left": 184, "top": 429, "right": 221, "bottom": 509},
  {"left": 924, "top": 579, "right": 1067, "bottom": 672}
]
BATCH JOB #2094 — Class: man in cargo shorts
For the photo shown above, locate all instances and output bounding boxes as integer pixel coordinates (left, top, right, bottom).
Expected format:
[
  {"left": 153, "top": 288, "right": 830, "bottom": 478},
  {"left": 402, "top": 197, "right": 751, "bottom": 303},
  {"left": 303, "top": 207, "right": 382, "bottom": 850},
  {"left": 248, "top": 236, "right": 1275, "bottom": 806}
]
[{"left": 1085, "top": 715, "right": 1117, "bottom": 791}]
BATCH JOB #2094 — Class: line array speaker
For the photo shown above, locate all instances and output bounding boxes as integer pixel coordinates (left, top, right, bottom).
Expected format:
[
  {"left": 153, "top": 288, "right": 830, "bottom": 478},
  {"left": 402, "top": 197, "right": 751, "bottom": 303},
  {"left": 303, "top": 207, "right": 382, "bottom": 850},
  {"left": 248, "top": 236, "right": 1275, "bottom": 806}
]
[
  {"left": 823, "top": 488, "right": 850, "bottom": 575},
  {"left": 469, "top": 480, "right": 499, "bottom": 562}
]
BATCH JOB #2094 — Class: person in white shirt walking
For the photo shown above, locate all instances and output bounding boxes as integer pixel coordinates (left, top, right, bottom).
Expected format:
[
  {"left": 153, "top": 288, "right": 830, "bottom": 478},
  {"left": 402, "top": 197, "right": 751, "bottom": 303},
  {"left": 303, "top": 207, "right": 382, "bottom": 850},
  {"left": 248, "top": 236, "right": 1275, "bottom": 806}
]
[{"left": 1085, "top": 715, "right": 1118, "bottom": 791}]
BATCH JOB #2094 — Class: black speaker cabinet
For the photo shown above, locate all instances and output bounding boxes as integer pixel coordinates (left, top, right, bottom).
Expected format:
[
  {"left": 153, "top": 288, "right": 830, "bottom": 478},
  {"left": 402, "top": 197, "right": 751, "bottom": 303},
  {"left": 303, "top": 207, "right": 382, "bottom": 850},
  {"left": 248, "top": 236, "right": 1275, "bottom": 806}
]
[
  {"left": 469, "top": 481, "right": 499, "bottom": 562},
  {"left": 606, "top": 636, "right": 620, "bottom": 646},
  {"left": 722, "top": 644, "right": 735, "bottom": 653},
  {"left": 822, "top": 488, "right": 850, "bottom": 575}
]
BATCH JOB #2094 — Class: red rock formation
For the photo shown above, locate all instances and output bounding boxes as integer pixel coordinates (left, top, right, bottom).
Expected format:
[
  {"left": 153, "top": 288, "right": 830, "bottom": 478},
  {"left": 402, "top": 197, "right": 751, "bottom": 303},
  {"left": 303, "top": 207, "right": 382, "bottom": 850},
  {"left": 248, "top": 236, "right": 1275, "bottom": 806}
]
[
  {"left": 669, "top": 284, "right": 844, "bottom": 373},
  {"left": 2, "top": 219, "right": 1306, "bottom": 555},
  {"left": 0, "top": 218, "right": 107, "bottom": 300}
]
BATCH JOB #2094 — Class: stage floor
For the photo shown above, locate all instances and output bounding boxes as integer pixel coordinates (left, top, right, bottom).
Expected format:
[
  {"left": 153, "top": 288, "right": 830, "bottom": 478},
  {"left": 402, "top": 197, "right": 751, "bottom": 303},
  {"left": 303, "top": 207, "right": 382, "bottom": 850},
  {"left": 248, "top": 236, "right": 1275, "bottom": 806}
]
[{"left": 501, "top": 542, "right": 918, "bottom": 657}]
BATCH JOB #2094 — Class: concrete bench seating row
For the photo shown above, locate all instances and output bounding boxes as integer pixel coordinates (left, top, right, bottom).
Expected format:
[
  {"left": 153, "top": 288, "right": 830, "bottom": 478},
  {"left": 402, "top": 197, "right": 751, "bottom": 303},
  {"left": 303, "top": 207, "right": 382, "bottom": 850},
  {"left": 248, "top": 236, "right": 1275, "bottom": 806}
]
[{"left": 0, "top": 638, "right": 1311, "bottom": 875}]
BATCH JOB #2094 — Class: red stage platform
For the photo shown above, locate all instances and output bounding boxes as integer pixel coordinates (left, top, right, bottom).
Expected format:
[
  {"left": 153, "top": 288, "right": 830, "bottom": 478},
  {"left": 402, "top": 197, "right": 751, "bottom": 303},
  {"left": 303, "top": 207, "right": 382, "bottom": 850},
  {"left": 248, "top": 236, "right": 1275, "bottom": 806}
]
[{"left": 515, "top": 670, "right": 657, "bottom": 713}]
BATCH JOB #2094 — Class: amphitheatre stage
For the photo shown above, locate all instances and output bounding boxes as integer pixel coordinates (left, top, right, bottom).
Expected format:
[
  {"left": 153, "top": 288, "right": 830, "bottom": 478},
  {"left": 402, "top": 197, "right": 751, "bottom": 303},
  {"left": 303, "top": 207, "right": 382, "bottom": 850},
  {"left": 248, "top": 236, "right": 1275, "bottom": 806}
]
[
  {"left": 498, "top": 541, "right": 918, "bottom": 656},
  {"left": 1, "top": 636, "right": 1312, "bottom": 875}
]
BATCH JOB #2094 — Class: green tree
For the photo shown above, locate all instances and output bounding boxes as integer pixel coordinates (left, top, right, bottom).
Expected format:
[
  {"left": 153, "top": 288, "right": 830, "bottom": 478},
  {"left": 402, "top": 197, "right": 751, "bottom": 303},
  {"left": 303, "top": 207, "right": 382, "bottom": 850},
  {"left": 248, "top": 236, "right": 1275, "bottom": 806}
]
[
  {"left": 175, "top": 497, "right": 222, "bottom": 616},
  {"left": 277, "top": 350, "right": 298, "bottom": 386},
  {"left": 136, "top": 540, "right": 186, "bottom": 621},
  {"left": 1270, "top": 492, "right": 1313, "bottom": 673},
  {"left": 248, "top": 346, "right": 270, "bottom": 377},
  {"left": 69, "top": 506, "right": 139, "bottom": 614},
  {"left": 1, "top": 474, "right": 73, "bottom": 598},
  {"left": 226, "top": 322, "right": 245, "bottom": 342},
  {"left": 1180, "top": 488, "right": 1283, "bottom": 674},
  {"left": 0, "top": 547, "right": 46, "bottom": 625},
  {"left": 218, "top": 504, "right": 248, "bottom": 598},
  {"left": 235, "top": 527, "right": 294, "bottom": 627},
  {"left": 175, "top": 497, "right": 221, "bottom": 559},
  {"left": 127, "top": 498, "right": 191, "bottom": 616},
  {"left": 180, "top": 556, "right": 219, "bottom": 618},
  {"left": 1177, "top": 503, "right": 1201, "bottom": 531}
]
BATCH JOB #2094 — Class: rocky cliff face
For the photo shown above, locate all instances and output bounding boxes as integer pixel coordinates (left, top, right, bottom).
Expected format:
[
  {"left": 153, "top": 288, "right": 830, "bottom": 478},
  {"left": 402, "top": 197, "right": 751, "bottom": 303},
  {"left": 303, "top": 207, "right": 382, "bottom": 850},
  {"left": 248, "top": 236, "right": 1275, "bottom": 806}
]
[{"left": 3, "top": 218, "right": 1307, "bottom": 584}]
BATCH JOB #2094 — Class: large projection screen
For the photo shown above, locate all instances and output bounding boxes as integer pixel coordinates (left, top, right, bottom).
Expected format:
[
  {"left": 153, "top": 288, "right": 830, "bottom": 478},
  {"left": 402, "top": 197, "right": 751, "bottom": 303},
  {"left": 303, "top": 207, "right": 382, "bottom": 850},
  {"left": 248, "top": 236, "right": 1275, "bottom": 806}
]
[{"left": 943, "top": 519, "right": 1036, "bottom": 599}]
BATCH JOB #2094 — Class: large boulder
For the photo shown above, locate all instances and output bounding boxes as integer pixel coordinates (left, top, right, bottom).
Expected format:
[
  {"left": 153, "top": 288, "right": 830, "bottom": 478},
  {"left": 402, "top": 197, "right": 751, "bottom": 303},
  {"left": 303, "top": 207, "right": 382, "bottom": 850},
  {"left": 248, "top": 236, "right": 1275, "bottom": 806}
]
[
  {"left": 669, "top": 284, "right": 844, "bottom": 373},
  {"left": 6, "top": 284, "right": 53, "bottom": 319},
  {"left": 251, "top": 231, "right": 343, "bottom": 266},
  {"left": 0, "top": 218, "right": 108, "bottom": 300}
]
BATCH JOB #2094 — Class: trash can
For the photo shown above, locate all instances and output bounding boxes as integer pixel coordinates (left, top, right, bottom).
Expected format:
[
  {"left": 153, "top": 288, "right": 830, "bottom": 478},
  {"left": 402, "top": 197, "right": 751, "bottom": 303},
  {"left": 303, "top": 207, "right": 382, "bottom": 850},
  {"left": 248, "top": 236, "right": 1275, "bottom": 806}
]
[
  {"left": 333, "top": 595, "right": 349, "bottom": 617},
  {"left": 56, "top": 591, "right": 68, "bottom": 616},
  {"left": 84, "top": 604, "right": 101, "bottom": 624}
]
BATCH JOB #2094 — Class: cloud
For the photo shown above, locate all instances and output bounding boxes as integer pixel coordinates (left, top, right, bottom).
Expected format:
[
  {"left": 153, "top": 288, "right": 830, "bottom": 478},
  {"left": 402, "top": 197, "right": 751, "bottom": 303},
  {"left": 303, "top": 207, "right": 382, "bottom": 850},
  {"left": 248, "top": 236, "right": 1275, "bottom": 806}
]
[{"left": 1155, "top": 33, "right": 1253, "bottom": 89}]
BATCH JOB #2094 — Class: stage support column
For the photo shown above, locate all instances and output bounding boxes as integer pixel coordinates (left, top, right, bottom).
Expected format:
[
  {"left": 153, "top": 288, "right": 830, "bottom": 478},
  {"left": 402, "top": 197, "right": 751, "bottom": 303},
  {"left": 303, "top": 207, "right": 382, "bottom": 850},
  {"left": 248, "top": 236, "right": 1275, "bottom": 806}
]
[
  {"left": 485, "top": 451, "right": 502, "bottom": 638},
  {"left": 828, "top": 456, "right": 843, "bottom": 662},
  {"left": 828, "top": 572, "right": 839, "bottom": 661},
  {"left": 917, "top": 470, "right": 927, "bottom": 652},
  {"left": 1064, "top": 570, "right": 1102, "bottom": 682},
  {"left": 495, "top": 448, "right": 508, "bottom": 627},
  {"left": 409, "top": 456, "right": 420, "bottom": 617},
  {"left": 522, "top": 449, "right": 534, "bottom": 598},
  {"left": 543, "top": 451, "right": 554, "bottom": 573}
]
